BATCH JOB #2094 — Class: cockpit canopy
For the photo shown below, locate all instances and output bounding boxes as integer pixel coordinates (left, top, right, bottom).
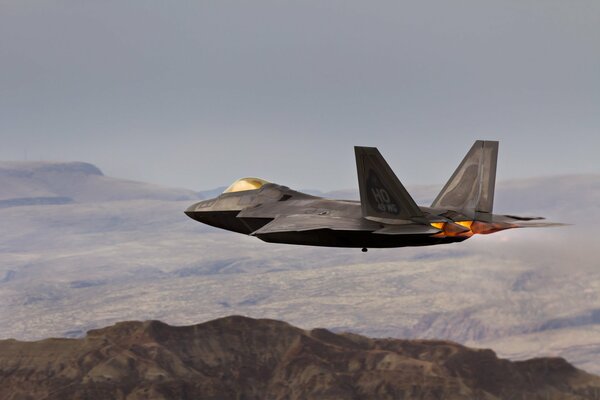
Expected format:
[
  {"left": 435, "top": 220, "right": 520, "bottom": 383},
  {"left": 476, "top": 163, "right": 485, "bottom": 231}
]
[{"left": 223, "top": 177, "right": 270, "bottom": 194}]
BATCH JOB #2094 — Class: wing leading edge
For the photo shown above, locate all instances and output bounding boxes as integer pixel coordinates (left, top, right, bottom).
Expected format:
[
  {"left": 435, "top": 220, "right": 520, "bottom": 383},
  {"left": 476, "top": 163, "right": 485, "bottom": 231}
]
[
  {"left": 250, "top": 214, "right": 443, "bottom": 236},
  {"left": 250, "top": 214, "right": 376, "bottom": 235}
]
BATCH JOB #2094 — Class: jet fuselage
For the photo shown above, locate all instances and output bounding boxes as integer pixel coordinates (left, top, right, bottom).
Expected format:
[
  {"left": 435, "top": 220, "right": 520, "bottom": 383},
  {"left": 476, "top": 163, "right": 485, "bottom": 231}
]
[
  {"left": 185, "top": 183, "right": 469, "bottom": 248},
  {"left": 186, "top": 142, "right": 560, "bottom": 250}
]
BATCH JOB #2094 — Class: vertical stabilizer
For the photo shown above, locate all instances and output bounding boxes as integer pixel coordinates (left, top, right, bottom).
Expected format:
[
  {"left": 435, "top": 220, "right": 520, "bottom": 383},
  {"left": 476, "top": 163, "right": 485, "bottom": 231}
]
[
  {"left": 431, "top": 140, "right": 498, "bottom": 220},
  {"left": 355, "top": 147, "right": 424, "bottom": 223}
]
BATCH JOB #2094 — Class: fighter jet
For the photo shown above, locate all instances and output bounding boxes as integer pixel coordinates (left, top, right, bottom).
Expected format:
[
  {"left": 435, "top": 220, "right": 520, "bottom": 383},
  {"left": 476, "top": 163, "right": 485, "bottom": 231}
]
[{"left": 185, "top": 141, "right": 561, "bottom": 251}]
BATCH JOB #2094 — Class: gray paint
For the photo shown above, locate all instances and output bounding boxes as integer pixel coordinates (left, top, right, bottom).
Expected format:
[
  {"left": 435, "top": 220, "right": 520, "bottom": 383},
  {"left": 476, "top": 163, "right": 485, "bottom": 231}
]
[
  {"left": 185, "top": 141, "right": 562, "bottom": 249},
  {"left": 432, "top": 140, "right": 498, "bottom": 221}
]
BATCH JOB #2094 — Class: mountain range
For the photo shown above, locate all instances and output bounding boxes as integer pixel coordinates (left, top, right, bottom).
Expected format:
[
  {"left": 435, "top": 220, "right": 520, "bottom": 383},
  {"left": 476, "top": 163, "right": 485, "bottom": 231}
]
[
  {"left": 1, "top": 316, "right": 599, "bottom": 400},
  {"left": 0, "top": 161, "right": 599, "bottom": 375}
]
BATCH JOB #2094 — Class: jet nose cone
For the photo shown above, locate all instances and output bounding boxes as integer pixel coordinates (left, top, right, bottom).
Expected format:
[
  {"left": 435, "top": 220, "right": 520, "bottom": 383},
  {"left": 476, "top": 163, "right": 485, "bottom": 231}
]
[
  {"left": 185, "top": 202, "right": 200, "bottom": 213},
  {"left": 185, "top": 209, "right": 207, "bottom": 224},
  {"left": 185, "top": 198, "right": 219, "bottom": 222},
  {"left": 184, "top": 201, "right": 205, "bottom": 221}
]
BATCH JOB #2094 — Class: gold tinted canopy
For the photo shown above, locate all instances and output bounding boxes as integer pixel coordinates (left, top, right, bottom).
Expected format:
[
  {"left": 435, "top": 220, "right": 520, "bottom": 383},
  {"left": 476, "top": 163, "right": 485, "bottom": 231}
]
[{"left": 223, "top": 177, "right": 270, "bottom": 193}]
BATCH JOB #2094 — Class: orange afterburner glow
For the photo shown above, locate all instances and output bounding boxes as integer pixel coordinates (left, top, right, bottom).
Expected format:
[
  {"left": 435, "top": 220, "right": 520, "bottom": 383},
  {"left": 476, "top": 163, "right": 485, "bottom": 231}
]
[
  {"left": 430, "top": 221, "right": 472, "bottom": 237},
  {"left": 455, "top": 221, "right": 473, "bottom": 229},
  {"left": 470, "top": 221, "right": 514, "bottom": 234},
  {"left": 429, "top": 220, "right": 518, "bottom": 237},
  {"left": 430, "top": 222, "right": 445, "bottom": 230}
]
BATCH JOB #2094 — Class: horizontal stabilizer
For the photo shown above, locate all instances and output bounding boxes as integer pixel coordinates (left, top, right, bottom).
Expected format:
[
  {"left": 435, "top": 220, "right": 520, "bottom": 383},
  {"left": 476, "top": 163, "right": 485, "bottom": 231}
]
[
  {"left": 497, "top": 214, "right": 568, "bottom": 228},
  {"left": 502, "top": 214, "right": 545, "bottom": 221},
  {"left": 511, "top": 221, "right": 569, "bottom": 228}
]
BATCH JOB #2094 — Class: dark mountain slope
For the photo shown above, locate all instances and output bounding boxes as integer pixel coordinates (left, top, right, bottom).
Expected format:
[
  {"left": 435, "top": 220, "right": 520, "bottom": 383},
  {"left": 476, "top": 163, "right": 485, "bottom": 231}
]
[{"left": 1, "top": 316, "right": 599, "bottom": 400}]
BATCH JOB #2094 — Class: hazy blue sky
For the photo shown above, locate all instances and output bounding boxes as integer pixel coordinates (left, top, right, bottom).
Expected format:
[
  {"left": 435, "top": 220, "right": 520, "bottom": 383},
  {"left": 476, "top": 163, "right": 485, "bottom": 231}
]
[{"left": 1, "top": 1, "right": 598, "bottom": 190}]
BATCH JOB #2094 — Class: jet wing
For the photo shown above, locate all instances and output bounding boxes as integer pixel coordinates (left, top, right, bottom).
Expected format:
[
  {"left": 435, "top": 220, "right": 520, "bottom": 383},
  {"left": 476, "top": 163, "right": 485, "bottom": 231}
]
[
  {"left": 250, "top": 214, "right": 441, "bottom": 236},
  {"left": 250, "top": 214, "right": 377, "bottom": 235},
  {"left": 496, "top": 215, "right": 568, "bottom": 228},
  {"left": 501, "top": 214, "right": 544, "bottom": 221},
  {"left": 508, "top": 221, "right": 568, "bottom": 228}
]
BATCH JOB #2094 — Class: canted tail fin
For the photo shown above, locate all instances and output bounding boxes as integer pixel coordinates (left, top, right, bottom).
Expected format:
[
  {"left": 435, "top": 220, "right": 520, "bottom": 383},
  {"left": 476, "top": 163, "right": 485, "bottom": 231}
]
[
  {"left": 431, "top": 140, "right": 498, "bottom": 220},
  {"left": 355, "top": 147, "right": 424, "bottom": 223}
]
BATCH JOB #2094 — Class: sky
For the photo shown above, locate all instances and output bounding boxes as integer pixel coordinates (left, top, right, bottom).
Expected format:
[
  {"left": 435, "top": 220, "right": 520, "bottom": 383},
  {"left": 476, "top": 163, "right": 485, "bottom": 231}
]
[{"left": 1, "top": 1, "right": 599, "bottom": 191}]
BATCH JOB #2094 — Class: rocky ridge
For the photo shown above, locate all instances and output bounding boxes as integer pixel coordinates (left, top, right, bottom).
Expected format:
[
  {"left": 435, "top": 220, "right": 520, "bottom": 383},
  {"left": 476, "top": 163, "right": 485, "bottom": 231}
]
[{"left": 1, "top": 316, "right": 599, "bottom": 400}]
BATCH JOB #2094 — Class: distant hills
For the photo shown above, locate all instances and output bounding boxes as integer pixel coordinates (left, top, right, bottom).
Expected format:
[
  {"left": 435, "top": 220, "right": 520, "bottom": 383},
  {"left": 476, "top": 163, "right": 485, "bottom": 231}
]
[
  {"left": 1, "top": 316, "right": 599, "bottom": 400},
  {"left": 1, "top": 160, "right": 599, "bottom": 377},
  {"left": 1, "top": 160, "right": 597, "bottom": 222},
  {"left": 0, "top": 161, "right": 200, "bottom": 204}
]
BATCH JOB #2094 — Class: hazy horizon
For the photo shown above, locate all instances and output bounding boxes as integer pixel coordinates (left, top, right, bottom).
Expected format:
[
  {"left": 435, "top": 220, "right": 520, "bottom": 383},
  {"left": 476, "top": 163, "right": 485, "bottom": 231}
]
[{"left": 1, "top": 1, "right": 599, "bottom": 191}]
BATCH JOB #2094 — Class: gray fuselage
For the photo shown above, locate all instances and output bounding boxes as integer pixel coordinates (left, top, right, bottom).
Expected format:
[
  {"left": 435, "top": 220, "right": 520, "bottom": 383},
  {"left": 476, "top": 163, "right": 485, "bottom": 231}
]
[{"left": 185, "top": 183, "right": 468, "bottom": 248}]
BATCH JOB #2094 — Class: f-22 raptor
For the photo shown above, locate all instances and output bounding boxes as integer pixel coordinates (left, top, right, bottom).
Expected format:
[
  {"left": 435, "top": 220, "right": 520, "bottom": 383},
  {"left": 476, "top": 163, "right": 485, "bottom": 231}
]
[{"left": 186, "top": 141, "right": 560, "bottom": 251}]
